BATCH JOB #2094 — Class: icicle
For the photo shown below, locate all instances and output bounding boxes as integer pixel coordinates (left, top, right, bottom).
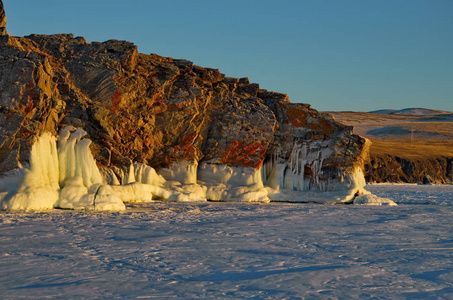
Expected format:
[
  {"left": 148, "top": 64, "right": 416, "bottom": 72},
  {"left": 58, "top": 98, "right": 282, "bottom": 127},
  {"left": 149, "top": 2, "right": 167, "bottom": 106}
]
[
  {"left": 103, "top": 168, "right": 120, "bottom": 185},
  {"left": 58, "top": 127, "right": 79, "bottom": 187},
  {"left": 57, "top": 126, "right": 102, "bottom": 188},
  {"left": 285, "top": 143, "right": 308, "bottom": 192},
  {"left": 278, "top": 164, "right": 286, "bottom": 189},
  {"left": 310, "top": 149, "right": 324, "bottom": 190},
  {"left": 29, "top": 132, "right": 60, "bottom": 190},
  {"left": 300, "top": 144, "right": 307, "bottom": 191},
  {"left": 75, "top": 138, "right": 103, "bottom": 187},
  {"left": 123, "top": 163, "right": 136, "bottom": 184}
]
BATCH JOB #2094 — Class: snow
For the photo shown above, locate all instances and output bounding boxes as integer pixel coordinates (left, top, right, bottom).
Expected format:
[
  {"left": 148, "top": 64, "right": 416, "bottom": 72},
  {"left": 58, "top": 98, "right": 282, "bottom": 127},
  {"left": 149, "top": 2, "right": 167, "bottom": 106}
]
[
  {"left": 0, "top": 184, "right": 452, "bottom": 299},
  {"left": 366, "top": 183, "right": 453, "bottom": 206}
]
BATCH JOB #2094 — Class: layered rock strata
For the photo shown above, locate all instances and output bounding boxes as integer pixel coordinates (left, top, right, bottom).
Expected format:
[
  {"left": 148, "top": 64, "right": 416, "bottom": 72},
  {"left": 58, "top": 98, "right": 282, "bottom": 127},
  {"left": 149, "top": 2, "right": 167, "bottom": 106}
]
[{"left": 0, "top": 2, "right": 383, "bottom": 209}]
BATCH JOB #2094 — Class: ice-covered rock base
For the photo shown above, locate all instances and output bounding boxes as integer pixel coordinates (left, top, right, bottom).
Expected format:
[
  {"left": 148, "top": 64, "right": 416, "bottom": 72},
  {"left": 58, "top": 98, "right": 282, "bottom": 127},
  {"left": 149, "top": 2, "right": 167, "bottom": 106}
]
[
  {"left": 1, "top": 128, "right": 126, "bottom": 211},
  {"left": 0, "top": 130, "right": 396, "bottom": 211}
]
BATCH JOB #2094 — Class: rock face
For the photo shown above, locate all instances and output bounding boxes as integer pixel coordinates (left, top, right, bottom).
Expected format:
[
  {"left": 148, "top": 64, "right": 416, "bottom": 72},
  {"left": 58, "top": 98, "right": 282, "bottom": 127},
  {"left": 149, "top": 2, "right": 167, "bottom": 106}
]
[
  {"left": 366, "top": 155, "right": 453, "bottom": 184},
  {"left": 0, "top": 1, "right": 6, "bottom": 35},
  {"left": 0, "top": 2, "right": 373, "bottom": 208}
]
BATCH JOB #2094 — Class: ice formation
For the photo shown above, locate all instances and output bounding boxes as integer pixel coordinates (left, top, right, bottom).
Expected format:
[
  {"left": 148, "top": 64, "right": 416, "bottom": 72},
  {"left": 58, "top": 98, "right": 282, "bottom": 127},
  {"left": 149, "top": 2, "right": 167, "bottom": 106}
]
[
  {"left": 1, "top": 127, "right": 125, "bottom": 211},
  {"left": 1, "top": 133, "right": 60, "bottom": 210},
  {"left": 262, "top": 142, "right": 333, "bottom": 192},
  {"left": 258, "top": 141, "right": 379, "bottom": 204},
  {"left": 0, "top": 130, "right": 395, "bottom": 211},
  {"left": 198, "top": 162, "right": 269, "bottom": 202},
  {"left": 353, "top": 193, "right": 398, "bottom": 206},
  {"left": 159, "top": 160, "right": 198, "bottom": 184}
]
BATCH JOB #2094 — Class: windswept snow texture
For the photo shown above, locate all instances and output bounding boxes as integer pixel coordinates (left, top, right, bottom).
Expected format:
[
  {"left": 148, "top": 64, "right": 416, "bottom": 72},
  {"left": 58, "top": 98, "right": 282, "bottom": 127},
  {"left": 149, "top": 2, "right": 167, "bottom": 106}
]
[
  {"left": 1, "top": 184, "right": 453, "bottom": 299},
  {"left": 367, "top": 184, "right": 453, "bottom": 206}
]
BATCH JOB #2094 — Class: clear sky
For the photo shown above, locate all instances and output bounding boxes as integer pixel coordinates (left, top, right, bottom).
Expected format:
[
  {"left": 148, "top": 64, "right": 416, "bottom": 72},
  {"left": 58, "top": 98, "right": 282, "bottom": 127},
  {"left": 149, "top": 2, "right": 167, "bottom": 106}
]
[{"left": 3, "top": 0, "right": 453, "bottom": 112}]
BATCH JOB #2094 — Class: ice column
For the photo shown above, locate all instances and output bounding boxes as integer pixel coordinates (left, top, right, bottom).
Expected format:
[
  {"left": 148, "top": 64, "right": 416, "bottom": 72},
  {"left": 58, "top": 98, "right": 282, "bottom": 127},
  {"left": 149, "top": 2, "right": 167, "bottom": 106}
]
[
  {"left": 1, "top": 133, "right": 60, "bottom": 210},
  {"left": 288, "top": 143, "right": 308, "bottom": 191},
  {"left": 58, "top": 126, "right": 102, "bottom": 188},
  {"left": 310, "top": 151, "right": 324, "bottom": 191},
  {"left": 56, "top": 126, "right": 124, "bottom": 210}
]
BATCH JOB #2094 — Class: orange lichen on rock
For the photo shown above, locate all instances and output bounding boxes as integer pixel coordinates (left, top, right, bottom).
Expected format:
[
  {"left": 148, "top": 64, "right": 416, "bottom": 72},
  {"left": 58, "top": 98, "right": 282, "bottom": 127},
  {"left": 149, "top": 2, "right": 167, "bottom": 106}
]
[
  {"left": 111, "top": 90, "right": 122, "bottom": 112},
  {"left": 285, "top": 106, "right": 307, "bottom": 127},
  {"left": 169, "top": 132, "right": 203, "bottom": 161},
  {"left": 219, "top": 140, "right": 267, "bottom": 168}
]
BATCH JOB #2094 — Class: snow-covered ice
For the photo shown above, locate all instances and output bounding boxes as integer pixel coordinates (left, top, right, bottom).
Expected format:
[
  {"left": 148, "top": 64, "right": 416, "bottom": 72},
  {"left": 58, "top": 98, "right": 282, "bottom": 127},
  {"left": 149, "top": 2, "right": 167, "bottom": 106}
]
[
  {"left": 367, "top": 183, "right": 453, "bottom": 206},
  {"left": 1, "top": 184, "right": 452, "bottom": 299}
]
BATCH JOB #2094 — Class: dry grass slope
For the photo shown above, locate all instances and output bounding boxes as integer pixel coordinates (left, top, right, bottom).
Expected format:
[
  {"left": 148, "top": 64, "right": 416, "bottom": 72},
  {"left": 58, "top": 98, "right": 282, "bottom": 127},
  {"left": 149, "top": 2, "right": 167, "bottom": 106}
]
[{"left": 327, "top": 111, "right": 453, "bottom": 159}]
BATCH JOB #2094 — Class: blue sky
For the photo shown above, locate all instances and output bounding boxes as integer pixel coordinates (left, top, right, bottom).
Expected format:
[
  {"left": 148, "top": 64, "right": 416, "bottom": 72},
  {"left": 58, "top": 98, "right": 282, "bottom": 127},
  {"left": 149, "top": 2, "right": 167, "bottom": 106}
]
[{"left": 3, "top": 0, "right": 453, "bottom": 112}]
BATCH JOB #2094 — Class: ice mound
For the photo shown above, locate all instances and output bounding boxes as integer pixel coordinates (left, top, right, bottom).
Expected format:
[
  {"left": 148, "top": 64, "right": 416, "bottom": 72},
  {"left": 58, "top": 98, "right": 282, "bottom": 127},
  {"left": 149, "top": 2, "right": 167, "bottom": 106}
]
[
  {"left": 353, "top": 194, "right": 397, "bottom": 206},
  {"left": 198, "top": 163, "right": 270, "bottom": 202}
]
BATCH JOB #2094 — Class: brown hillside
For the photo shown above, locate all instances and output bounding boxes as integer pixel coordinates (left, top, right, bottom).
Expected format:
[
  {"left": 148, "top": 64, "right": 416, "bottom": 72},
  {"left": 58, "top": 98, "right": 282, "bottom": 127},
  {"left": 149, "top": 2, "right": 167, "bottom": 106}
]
[
  {"left": 328, "top": 112, "right": 453, "bottom": 158},
  {"left": 328, "top": 111, "right": 453, "bottom": 183}
]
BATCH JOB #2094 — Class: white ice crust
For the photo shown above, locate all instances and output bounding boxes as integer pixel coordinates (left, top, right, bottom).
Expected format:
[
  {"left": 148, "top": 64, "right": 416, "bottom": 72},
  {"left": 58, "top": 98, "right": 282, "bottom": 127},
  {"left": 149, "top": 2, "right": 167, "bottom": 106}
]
[{"left": 0, "top": 129, "right": 396, "bottom": 211}]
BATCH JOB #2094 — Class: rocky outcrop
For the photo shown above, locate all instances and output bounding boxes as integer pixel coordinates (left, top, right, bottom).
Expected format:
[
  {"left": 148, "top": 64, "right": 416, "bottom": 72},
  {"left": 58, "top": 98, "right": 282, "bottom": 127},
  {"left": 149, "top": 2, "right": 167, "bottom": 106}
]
[
  {"left": 366, "top": 155, "right": 453, "bottom": 184},
  {"left": 0, "top": 33, "right": 367, "bottom": 178},
  {"left": 0, "top": 1, "right": 375, "bottom": 208}
]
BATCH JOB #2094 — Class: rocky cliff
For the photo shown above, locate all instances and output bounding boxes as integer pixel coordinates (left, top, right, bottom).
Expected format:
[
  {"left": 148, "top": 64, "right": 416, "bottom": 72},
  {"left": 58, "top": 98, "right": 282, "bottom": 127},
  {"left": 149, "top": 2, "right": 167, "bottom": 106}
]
[
  {"left": 366, "top": 155, "right": 453, "bottom": 184},
  {"left": 0, "top": 2, "right": 385, "bottom": 210}
]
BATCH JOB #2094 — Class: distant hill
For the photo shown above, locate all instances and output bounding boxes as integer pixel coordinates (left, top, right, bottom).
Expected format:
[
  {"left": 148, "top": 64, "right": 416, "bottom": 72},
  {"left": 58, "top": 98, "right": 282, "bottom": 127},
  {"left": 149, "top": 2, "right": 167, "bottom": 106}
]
[
  {"left": 369, "top": 108, "right": 452, "bottom": 116},
  {"left": 327, "top": 110, "right": 453, "bottom": 184},
  {"left": 369, "top": 109, "right": 398, "bottom": 114}
]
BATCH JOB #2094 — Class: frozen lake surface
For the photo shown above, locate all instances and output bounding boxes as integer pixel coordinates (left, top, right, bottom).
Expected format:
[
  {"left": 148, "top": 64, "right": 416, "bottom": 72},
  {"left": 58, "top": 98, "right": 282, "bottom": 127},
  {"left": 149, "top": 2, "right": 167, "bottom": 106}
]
[{"left": 1, "top": 184, "right": 452, "bottom": 299}]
